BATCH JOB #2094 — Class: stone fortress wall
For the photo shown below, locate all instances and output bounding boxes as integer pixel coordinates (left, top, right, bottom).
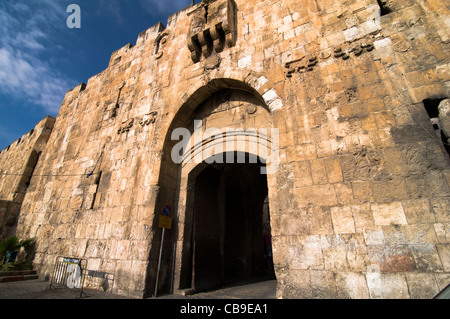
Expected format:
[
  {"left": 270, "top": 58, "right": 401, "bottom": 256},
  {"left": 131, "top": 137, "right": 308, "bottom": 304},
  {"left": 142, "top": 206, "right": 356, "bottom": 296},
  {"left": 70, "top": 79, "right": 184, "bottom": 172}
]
[{"left": 0, "top": 0, "right": 449, "bottom": 298}]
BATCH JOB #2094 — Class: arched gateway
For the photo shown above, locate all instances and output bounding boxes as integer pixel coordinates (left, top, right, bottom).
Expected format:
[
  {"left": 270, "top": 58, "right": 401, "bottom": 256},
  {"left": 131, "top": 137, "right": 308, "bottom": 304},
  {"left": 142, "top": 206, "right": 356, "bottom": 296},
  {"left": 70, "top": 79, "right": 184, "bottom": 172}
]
[
  {"left": 4, "top": 0, "right": 449, "bottom": 300},
  {"left": 149, "top": 75, "right": 282, "bottom": 294}
]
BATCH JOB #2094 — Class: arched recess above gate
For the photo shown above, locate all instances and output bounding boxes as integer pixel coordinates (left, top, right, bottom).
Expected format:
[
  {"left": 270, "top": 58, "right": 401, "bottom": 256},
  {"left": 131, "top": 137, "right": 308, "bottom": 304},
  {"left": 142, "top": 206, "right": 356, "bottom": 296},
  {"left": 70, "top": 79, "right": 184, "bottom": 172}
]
[
  {"left": 175, "top": 69, "right": 282, "bottom": 119},
  {"left": 159, "top": 68, "right": 284, "bottom": 174}
]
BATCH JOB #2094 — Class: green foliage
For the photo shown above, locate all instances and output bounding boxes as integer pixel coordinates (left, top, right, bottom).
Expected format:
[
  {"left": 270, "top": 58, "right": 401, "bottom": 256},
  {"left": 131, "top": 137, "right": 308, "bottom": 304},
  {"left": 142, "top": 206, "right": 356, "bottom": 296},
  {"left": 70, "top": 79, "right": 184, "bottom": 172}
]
[
  {"left": 18, "top": 238, "right": 35, "bottom": 249},
  {"left": 0, "top": 236, "right": 35, "bottom": 270},
  {"left": 0, "top": 236, "right": 19, "bottom": 257},
  {"left": 0, "top": 261, "right": 33, "bottom": 272},
  {"left": 13, "top": 261, "right": 33, "bottom": 270},
  {"left": 0, "top": 262, "right": 15, "bottom": 272}
]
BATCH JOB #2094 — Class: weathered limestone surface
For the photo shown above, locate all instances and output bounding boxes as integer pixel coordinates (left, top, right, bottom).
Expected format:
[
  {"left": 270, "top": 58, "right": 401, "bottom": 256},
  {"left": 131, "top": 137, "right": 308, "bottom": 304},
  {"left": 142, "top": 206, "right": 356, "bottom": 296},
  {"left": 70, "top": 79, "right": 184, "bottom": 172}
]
[
  {"left": 1, "top": 0, "right": 449, "bottom": 298},
  {"left": 0, "top": 116, "right": 55, "bottom": 240},
  {"left": 438, "top": 99, "right": 450, "bottom": 144}
]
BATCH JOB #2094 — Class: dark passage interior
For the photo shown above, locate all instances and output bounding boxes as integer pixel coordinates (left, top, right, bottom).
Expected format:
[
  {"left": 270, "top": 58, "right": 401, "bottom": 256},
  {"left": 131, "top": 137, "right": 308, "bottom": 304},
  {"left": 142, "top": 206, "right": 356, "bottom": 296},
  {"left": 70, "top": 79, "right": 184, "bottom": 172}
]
[{"left": 190, "top": 157, "right": 275, "bottom": 292}]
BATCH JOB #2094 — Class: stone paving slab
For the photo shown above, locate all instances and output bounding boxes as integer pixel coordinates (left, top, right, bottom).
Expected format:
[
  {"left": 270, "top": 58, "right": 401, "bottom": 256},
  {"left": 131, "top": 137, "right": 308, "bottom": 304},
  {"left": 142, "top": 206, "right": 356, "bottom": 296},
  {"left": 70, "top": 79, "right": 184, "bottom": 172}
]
[{"left": 157, "top": 279, "right": 277, "bottom": 299}]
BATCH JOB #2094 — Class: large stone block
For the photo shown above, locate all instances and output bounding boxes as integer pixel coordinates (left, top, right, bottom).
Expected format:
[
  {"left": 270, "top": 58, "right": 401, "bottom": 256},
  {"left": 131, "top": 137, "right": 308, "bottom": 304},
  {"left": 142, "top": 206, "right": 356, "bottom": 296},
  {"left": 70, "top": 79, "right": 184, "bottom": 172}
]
[
  {"left": 366, "top": 266, "right": 410, "bottom": 299},
  {"left": 371, "top": 202, "right": 408, "bottom": 226}
]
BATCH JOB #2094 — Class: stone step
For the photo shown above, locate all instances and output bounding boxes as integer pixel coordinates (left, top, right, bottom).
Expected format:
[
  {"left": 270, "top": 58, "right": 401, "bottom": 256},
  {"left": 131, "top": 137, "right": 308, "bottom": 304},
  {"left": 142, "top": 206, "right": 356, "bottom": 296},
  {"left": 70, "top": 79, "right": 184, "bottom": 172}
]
[
  {"left": 0, "top": 270, "right": 37, "bottom": 277},
  {"left": 0, "top": 270, "right": 38, "bottom": 283}
]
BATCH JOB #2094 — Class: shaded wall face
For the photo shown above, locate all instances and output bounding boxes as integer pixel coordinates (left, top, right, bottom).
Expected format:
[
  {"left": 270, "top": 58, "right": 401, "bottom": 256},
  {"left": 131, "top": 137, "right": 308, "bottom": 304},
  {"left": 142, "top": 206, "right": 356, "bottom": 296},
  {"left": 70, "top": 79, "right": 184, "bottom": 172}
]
[
  {"left": 192, "top": 165, "right": 222, "bottom": 291},
  {"left": 223, "top": 164, "right": 269, "bottom": 282},
  {"left": 12, "top": 0, "right": 450, "bottom": 299},
  {"left": 0, "top": 117, "right": 54, "bottom": 240}
]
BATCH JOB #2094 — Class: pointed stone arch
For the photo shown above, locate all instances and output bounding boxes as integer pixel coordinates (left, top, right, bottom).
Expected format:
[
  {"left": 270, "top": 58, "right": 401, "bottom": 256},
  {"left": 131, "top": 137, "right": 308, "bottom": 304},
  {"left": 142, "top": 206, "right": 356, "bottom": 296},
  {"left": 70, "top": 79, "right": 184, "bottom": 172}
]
[
  {"left": 158, "top": 68, "right": 284, "bottom": 182},
  {"left": 174, "top": 69, "right": 284, "bottom": 120},
  {"left": 147, "top": 69, "right": 283, "bottom": 295}
]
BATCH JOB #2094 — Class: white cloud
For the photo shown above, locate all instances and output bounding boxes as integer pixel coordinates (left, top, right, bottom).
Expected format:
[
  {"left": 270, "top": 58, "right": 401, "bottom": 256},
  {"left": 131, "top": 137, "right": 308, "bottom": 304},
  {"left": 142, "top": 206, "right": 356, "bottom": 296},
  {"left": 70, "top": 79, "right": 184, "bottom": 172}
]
[
  {"left": 0, "top": 1, "right": 76, "bottom": 115},
  {"left": 0, "top": 0, "right": 191, "bottom": 117},
  {"left": 0, "top": 47, "right": 73, "bottom": 114}
]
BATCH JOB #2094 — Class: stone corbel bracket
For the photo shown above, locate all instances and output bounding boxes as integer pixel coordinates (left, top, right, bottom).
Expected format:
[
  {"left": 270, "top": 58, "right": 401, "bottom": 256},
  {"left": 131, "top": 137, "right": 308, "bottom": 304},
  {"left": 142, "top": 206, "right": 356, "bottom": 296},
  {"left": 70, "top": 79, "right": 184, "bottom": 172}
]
[{"left": 187, "top": 0, "right": 237, "bottom": 63}]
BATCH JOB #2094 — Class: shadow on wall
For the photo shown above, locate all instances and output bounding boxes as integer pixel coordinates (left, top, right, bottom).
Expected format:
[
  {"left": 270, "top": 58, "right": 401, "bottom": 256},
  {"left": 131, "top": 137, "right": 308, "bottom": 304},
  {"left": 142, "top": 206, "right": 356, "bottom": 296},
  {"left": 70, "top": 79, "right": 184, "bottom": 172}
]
[{"left": 0, "top": 200, "right": 14, "bottom": 241}]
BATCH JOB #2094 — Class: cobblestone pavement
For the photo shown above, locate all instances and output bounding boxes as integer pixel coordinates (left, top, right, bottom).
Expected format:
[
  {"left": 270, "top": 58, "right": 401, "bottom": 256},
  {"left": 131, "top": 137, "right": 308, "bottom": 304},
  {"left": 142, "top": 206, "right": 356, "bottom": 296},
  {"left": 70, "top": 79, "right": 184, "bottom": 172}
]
[{"left": 0, "top": 278, "right": 277, "bottom": 299}]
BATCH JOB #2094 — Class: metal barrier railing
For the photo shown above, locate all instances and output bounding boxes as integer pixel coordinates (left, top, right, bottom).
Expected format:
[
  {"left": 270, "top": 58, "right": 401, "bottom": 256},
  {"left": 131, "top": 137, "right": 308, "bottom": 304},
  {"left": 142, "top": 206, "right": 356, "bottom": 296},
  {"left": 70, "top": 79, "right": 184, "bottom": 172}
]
[{"left": 47, "top": 256, "right": 88, "bottom": 298}]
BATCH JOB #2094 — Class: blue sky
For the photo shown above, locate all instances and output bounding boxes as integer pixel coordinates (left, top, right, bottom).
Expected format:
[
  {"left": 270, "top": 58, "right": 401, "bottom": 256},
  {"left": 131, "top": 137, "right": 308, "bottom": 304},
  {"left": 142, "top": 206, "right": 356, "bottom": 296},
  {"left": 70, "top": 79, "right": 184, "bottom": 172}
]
[{"left": 0, "top": 0, "right": 191, "bottom": 151}]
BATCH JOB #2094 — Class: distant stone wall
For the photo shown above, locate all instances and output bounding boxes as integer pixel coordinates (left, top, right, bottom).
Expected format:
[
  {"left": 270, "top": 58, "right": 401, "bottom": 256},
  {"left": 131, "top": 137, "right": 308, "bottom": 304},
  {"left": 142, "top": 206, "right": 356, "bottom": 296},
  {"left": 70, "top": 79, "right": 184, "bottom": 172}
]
[
  {"left": 10, "top": 0, "right": 450, "bottom": 298},
  {"left": 0, "top": 116, "right": 55, "bottom": 240}
]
